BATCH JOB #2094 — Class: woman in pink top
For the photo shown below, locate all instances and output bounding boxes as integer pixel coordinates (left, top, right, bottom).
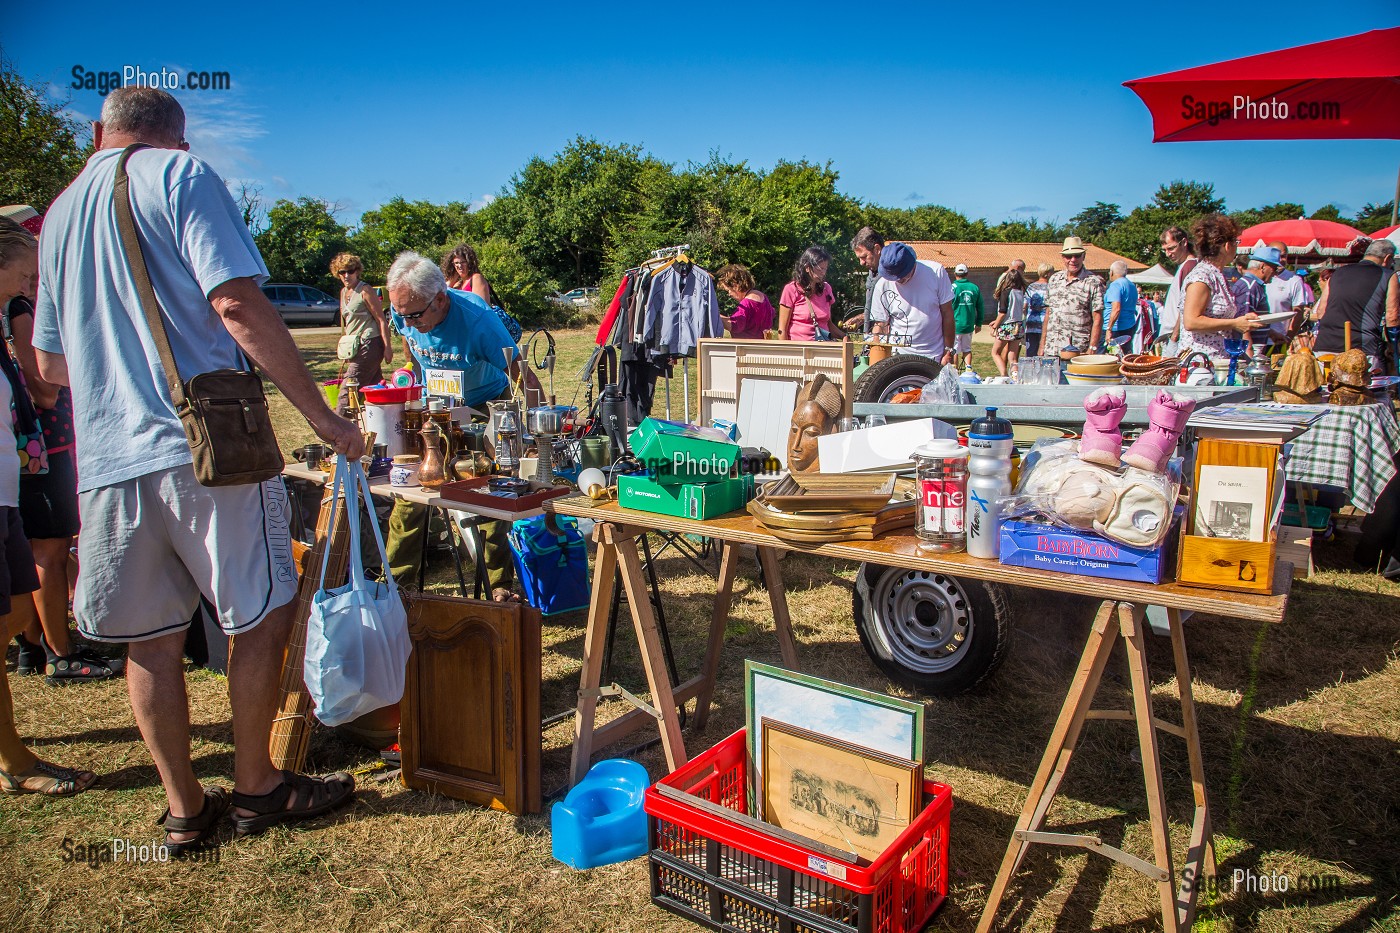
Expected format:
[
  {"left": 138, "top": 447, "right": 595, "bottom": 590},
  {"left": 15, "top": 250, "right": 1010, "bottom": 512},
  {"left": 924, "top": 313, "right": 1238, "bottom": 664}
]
[
  {"left": 778, "top": 246, "right": 845, "bottom": 342},
  {"left": 716, "top": 264, "right": 774, "bottom": 339}
]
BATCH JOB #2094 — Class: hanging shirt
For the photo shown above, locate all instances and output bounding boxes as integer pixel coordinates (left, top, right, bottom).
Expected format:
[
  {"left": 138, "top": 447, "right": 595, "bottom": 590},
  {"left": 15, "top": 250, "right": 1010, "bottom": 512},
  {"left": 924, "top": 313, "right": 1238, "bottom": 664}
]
[
  {"left": 641, "top": 264, "right": 720, "bottom": 358},
  {"left": 391, "top": 288, "right": 515, "bottom": 406}
]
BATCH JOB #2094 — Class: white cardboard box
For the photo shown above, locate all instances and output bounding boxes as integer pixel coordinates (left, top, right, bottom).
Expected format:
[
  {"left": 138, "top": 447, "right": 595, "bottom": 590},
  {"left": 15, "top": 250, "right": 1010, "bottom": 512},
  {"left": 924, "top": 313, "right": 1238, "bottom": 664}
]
[{"left": 817, "top": 419, "right": 955, "bottom": 473}]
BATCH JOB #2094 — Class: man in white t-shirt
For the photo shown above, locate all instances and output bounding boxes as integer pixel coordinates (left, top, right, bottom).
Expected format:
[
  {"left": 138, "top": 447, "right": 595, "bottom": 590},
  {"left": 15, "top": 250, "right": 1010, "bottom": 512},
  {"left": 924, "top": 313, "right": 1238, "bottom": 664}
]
[
  {"left": 869, "top": 242, "right": 955, "bottom": 363},
  {"left": 34, "top": 88, "right": 361, "bottom": 850},
  {"left": 1264, "top": 239, "right": 1308, "bottom": 345},
  {"left": 1158, "top": 225, "right": 1198, "bottom": 354}
]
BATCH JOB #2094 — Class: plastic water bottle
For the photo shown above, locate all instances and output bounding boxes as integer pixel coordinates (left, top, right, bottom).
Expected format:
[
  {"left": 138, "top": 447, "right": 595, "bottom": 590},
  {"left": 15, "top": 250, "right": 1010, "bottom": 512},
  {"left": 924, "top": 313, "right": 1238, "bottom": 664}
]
[{"left": 965, "top": 407, "right": 1014, "bottom": 560}]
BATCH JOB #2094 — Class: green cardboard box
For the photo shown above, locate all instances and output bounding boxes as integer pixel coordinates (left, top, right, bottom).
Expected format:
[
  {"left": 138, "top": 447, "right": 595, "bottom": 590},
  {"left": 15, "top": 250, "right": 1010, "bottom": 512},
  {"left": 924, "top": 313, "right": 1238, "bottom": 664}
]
[
  {"left": 628, "top": 418, "right": 740, "bottom": 485},
  {"left": 617, "top": 473, "right": 751, "bottom": 520}
]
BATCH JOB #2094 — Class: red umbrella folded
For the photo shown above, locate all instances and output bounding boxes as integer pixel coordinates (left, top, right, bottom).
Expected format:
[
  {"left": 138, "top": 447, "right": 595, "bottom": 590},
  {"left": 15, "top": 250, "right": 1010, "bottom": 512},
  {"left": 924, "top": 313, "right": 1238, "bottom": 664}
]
[
  {"left": 1239, "top": 218, "right": 1368, "bottom": 257},
  {"left": 1125, "top": 27, "right": 1400, "bottom": 142}
]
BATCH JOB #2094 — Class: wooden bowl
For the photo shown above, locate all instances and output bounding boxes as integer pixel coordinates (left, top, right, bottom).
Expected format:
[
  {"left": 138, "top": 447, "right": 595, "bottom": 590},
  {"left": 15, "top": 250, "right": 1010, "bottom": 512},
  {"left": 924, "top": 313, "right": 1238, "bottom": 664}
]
[{"left": 1066, "top": 354, "right": 1122, "bottom": 377}]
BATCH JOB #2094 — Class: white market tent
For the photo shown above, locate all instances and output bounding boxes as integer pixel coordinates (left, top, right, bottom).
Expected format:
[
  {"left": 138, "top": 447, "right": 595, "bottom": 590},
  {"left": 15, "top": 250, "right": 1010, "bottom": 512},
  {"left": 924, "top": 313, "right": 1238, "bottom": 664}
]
[{"left": 1127, "top": 263, "right": 1174, "bottom": 286}]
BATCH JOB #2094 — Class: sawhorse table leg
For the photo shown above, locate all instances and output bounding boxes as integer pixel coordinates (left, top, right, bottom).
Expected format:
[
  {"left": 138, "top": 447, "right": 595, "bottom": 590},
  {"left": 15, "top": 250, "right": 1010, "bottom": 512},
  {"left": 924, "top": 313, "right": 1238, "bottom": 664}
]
[
  {"left": 570, "top": 527, "right": 799, "bottom": 786},
  {"left": 977, "top": 601, "right": 1216, "bottom": 933}
]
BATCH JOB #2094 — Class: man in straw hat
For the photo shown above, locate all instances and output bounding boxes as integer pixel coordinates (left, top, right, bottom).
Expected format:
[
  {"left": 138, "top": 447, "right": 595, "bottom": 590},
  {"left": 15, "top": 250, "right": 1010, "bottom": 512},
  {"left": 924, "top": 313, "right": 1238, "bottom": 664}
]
[{"left": 1043, "top": 236, "right": 1105, "bottom": 357}]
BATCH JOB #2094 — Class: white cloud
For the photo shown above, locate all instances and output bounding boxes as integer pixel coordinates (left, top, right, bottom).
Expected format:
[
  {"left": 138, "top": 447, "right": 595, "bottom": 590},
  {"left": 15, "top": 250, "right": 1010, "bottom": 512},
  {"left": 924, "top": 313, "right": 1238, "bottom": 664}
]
[
  {"left": 471, "top": 193, "right": 496, "bottom": 211},
  {"left": 178, "top": 72, "right": 265, "bottom": 183}
]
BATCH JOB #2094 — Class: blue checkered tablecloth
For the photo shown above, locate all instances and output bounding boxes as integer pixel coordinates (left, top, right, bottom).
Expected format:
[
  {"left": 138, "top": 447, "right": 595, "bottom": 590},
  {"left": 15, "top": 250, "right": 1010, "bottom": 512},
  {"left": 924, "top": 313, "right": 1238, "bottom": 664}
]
[{"left": 1286, "top": 403, "right": 1400, "bottom": 513}]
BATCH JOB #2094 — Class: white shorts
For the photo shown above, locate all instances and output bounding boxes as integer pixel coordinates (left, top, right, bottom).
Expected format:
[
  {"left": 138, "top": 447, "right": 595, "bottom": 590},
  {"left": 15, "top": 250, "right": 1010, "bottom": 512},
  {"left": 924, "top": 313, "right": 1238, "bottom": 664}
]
[
  {"left": 75, "top": 465, "right": 298, "bottom": 643},
  {"left": 954, "top": 333, "right": 973, "bottom": 354}
]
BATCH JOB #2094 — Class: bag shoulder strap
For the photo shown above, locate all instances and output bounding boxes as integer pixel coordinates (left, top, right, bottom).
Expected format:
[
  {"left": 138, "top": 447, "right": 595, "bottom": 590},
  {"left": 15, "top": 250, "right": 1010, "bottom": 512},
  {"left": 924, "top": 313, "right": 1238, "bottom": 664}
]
[{"left": 113, "top": 144, "right": 187, "bottom": 410}]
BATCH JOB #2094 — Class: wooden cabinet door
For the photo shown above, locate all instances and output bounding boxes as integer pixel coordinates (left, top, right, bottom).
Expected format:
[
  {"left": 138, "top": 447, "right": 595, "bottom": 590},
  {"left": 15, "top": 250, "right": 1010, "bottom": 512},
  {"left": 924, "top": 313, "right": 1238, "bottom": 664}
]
[{"left": 400, "top": 594, "right": 541, "bottom": 814}]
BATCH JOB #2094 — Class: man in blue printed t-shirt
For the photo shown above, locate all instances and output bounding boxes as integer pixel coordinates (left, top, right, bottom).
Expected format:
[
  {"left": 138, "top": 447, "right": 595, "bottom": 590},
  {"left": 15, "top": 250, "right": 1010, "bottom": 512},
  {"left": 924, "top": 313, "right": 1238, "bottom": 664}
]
[
  {"left": 384, "top": 251, "right": 519, "bottom": 599},
  {"left": 1102, "top": 261, "right": 1139, "bottom": 352}
]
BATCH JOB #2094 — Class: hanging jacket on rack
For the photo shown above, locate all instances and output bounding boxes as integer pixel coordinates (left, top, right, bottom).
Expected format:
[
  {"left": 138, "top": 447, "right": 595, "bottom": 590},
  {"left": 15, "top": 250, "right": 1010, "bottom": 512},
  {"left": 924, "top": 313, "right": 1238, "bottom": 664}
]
[
  {"left": 595, "top": 273, "right": 632, "bottom": 346},
  {"left": 641, "top": 263, "right": 720, "bottom": 360}
]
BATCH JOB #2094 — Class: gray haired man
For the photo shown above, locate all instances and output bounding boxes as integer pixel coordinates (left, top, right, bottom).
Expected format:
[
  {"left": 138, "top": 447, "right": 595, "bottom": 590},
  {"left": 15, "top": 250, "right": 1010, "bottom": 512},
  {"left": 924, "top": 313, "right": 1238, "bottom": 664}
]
[{"left": 34, "top": 87, "right": 360, "bottom": 850}]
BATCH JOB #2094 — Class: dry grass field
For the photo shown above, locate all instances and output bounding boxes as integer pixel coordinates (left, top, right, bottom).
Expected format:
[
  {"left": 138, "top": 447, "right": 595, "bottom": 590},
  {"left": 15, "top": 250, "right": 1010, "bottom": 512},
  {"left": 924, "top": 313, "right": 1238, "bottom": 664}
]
[{"left": 2, "top": 327, "right": 1396, "bottom": 932}]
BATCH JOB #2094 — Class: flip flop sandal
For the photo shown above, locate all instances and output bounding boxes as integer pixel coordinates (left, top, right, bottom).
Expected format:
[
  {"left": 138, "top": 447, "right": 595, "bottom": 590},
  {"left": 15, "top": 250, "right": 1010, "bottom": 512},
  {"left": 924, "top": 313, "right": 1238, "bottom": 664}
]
[
  {"left": 158, "top": 786, "right": 231, "bottom": 855},
  {"left": 45, "top": 650, "right": 122, "bottom": 686},
  {"left": 0, "top": 759, "right": 99, "bottom": 797},
  {"left": 230, "top": 770, "right": 356, "bottom": 838}
]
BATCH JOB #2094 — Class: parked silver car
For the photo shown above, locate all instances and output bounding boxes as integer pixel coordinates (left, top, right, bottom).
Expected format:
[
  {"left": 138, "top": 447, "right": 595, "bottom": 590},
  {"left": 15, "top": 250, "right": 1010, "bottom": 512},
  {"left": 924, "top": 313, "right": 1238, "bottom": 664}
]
[
  {"left": 548, "top": 287, "right": 599, "bottom": 308},
  {"left": 261, "top": 283, "right": 339, "bottom": 325}
]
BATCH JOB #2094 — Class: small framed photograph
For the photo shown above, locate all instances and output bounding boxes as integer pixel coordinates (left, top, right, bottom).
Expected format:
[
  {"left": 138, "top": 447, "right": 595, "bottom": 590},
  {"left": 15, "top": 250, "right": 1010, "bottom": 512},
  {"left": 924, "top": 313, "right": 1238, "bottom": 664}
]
[
  {"left": 760, "top": 718, "right": 923, "bottom": 863},
  {"left": 745, "top": 661, "right": 924, "bottom": 809}
]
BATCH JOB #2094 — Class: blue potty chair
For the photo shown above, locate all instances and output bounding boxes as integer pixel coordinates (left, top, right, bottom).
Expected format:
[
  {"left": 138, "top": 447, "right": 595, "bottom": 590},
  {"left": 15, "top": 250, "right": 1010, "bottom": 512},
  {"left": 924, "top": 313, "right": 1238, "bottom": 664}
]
[{"left": 551, "top": 758, "right": 650, "bottom": 869}]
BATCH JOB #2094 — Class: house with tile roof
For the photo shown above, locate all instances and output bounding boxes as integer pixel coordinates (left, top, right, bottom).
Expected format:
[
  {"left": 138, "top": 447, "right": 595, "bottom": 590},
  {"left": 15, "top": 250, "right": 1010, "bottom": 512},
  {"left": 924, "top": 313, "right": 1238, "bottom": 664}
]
[{"left": 904, "top": 241, "right": 1147, "bottom": 301}]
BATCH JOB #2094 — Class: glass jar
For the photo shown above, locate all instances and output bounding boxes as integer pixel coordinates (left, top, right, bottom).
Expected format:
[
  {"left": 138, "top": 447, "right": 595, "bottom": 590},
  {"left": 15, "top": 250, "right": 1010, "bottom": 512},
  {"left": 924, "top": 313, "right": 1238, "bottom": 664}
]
[{"left": 912, "top": 439, "right": 969, "bottom": 552}]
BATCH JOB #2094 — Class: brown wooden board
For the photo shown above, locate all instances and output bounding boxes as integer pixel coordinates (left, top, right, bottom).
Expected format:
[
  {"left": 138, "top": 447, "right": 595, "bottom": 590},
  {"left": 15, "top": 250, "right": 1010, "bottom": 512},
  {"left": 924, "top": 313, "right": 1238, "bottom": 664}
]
[
  {"left": 437, "top": 476, "right": 570, "bottom": 514},
  {"left": 399, "top": 593, "right": 542, "bottom": 814},
  {"left": 550, "top": 496, "right": 1291, "bottom": 623}
]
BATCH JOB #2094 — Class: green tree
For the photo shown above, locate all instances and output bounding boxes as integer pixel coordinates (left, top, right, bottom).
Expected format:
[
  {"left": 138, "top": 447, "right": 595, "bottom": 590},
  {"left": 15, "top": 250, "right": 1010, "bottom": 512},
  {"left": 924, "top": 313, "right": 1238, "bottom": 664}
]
[
  {"left": 1230, "top": 202, "right": 1303, "bottom": 231},
  {"left": 1354, "top": 200, "right": 1395, "bottom": 232},
  {"left": 482, "top": 137, "right": 661, "bottom": 287},
  {"left": 350, "top": 197, "right": 478, "bottom": 281},
  {"left": 0, "top": 57, "right": 91, "bottom": 210},
  {"left": 254, "top": 197, "right": 350, "bottom": 293},
  {"left": 475, "top": 234, "right": 561, "bottom": 327},
  {"left": 1108, "top": 180, "right": 1229, "bottom": 265},
  {"left": 1068, "top": 202, "right": 1123, "bottom": 241},
  {"left": 1309, "top": 203, "right": 1344, "bottom": 222}
]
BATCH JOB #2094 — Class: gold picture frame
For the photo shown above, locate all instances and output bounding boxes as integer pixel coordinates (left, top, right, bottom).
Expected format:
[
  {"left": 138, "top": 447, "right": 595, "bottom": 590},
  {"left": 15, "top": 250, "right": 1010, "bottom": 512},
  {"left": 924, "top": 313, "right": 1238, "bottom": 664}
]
[{"left": 760, "top": 718, "right": 923, "bottom": 863}]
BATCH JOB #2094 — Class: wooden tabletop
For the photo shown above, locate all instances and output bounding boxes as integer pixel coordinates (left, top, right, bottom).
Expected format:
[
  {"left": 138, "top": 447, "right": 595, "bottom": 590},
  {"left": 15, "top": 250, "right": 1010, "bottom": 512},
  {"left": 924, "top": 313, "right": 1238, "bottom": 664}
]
[
  {"left": 282, "top": 463, "right": 550, "bottom": 522},
  {"left": 550, "top": 496, "right": 1291, "bottom": 623}
]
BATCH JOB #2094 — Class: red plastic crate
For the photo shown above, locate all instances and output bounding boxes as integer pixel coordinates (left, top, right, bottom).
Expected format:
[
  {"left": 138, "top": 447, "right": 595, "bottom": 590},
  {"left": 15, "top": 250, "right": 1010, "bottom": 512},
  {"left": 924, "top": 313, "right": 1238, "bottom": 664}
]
[{"left": 645, "top": 729, "right": 951, "bottom": 933}]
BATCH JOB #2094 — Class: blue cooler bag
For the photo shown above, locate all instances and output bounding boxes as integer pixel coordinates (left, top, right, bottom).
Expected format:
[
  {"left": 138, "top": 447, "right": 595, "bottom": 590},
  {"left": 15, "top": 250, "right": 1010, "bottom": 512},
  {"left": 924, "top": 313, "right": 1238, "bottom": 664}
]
[{"left": 509, "top": 515, "right": 590, "bottom": 616}]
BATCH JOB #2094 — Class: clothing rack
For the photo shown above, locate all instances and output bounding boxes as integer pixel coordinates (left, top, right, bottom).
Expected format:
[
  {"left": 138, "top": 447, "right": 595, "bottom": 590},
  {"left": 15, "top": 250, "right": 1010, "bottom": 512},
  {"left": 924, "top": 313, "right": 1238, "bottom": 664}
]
[{"left": 650, "top": 244, "right": 691, "bottom": 260}]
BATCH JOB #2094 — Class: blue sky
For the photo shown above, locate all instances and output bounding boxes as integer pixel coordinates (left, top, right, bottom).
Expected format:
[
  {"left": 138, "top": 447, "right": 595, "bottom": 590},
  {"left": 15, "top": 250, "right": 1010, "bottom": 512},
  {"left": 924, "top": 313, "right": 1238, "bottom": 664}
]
[{"left": 7, "top": 1, "right": 1398, "bottom": 230}]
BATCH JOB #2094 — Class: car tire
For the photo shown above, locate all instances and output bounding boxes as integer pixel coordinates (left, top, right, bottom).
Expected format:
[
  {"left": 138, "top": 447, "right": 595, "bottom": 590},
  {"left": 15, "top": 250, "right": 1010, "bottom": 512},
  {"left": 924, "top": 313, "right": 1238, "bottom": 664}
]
[
  {"left": 851, "top": 354, "right": 942, "bottom": 405},
  {"left": 852, "top": 563, "right": 1012, "bottom": 696}
]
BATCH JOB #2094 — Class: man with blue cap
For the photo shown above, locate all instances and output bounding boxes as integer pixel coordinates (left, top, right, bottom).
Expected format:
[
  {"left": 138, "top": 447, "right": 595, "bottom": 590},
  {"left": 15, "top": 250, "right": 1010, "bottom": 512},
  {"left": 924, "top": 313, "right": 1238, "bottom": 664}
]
[
  {"left": 1233, "top": 246, "right": 1280, "bottom": 331},
  {"left": 1264, "top": 239, "right": 1308, "bottom": 344},
  {"left": 868, "top": 242, "right": 955, "bottom": 365}
]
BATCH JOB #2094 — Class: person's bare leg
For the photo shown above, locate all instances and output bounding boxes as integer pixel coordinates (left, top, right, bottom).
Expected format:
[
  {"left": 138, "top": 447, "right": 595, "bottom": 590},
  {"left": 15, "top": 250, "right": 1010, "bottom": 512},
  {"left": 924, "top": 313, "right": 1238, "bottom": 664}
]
[
  {"left": 126, "top": 630, "right": 203, "bottom": 839},
  {"left": 30, "top": 537, "right": 74, "bottom": 657},
  {"left": 227, "top": 598, "right": 295, "bottom": 810},
  {"left": 0, "top": 609, "right": 38, "bottom": 772}
]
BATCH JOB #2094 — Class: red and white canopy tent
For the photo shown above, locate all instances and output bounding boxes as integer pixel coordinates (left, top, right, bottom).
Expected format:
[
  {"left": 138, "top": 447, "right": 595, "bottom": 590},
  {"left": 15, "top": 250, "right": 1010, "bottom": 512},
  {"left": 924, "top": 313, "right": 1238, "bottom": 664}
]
[
  {"left": 1124, "top": 27, "right": 1400, "bottom": 238},
  {"left": 1238, "top": 217, "right": 1369, "bottom": 260}
]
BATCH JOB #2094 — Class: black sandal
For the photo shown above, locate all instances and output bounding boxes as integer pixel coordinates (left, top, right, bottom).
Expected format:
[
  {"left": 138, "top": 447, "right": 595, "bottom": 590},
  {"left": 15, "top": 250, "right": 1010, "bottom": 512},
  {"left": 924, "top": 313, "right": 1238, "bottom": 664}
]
[
  {"left": 158, "top": 786, "right": 231, "bottom": 855},
  {"left": 230, "top": 770, "right": 355, "bottom": 837}
]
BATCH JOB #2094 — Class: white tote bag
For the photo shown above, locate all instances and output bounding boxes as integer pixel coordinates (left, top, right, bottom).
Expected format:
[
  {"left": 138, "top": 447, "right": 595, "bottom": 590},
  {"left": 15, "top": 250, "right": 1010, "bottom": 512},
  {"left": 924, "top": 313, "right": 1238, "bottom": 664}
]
[{"left": 303, "top": 457, "right": 412, "bottom": 727}]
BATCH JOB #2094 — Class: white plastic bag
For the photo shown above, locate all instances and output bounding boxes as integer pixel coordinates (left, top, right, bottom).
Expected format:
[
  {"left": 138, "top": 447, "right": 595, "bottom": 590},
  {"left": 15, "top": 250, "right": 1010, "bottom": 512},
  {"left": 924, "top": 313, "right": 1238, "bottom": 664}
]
[{"left": 304, "top": 457, "right": 411, "bottom": 727}]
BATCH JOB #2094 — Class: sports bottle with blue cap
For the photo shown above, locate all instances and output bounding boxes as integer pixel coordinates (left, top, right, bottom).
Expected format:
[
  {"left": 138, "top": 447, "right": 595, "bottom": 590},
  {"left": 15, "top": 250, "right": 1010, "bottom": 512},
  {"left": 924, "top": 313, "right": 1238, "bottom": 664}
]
[{"left": 966, "top": 407, "right": 1013, "bottom": 559}]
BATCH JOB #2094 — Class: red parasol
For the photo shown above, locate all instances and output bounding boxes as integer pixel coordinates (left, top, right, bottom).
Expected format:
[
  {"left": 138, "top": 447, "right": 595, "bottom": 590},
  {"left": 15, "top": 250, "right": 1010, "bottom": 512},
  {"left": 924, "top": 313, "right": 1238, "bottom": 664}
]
[
  {"left": 1238, "top": 217, "right": 1368, "bottom": 258},
  {"left": 1124, "top": 27, "right": 1400, "bottom": 142},
  {"left": 1371, "top": 224, "right": 1399, "bottom": 240}
]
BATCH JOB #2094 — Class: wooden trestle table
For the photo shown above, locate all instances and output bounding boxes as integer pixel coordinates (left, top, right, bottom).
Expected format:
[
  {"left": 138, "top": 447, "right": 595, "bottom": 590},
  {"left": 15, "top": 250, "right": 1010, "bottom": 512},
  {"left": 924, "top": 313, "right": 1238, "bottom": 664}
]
[{"left": 549, "top": 495, "right": 1291, "bottom": 933}]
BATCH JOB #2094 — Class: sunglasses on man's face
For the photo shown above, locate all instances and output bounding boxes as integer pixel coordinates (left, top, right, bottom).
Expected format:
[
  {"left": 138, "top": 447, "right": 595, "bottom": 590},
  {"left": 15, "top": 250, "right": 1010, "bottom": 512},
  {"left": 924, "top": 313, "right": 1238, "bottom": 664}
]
[{"left": 399, "top": 297, "right": 436, "bottom": 322}]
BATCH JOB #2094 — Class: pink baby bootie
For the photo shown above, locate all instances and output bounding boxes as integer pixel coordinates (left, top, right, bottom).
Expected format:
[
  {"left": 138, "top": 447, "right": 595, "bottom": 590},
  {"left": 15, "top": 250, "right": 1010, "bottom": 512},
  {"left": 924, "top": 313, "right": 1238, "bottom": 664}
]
[
  {"left": 1122, "top": 390, "right": 1196, "bottom": 473},
  {"left": 1079, "top": 387, "right": 1127, "bottom": 467}
]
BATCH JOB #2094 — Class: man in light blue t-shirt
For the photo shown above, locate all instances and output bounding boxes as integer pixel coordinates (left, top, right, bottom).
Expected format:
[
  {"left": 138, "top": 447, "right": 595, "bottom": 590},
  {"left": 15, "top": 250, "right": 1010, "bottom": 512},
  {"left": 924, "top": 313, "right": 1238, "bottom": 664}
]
[
  {"left": 383, "top": 252, "right": 519, "bottom": 598},
  {"left": 33, "top": 88, "right": 360, "bottom": 848},
  {"left": 1102, "top": 261, "right": 1139, "bottom": 352}
]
